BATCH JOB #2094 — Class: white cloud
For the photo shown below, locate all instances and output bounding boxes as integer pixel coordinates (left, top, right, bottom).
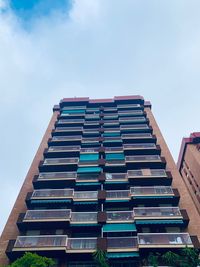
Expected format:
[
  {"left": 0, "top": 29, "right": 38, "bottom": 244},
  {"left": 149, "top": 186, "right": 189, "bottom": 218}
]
[{"left": 1, "top": 0, "right": 200, "bottom": 234}]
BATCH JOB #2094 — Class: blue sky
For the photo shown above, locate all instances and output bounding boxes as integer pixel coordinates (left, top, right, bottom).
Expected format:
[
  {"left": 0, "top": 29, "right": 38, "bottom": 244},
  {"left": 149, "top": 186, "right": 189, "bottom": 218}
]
[{"left": 0, "top": 0, "right": 200, "bottom": 234}]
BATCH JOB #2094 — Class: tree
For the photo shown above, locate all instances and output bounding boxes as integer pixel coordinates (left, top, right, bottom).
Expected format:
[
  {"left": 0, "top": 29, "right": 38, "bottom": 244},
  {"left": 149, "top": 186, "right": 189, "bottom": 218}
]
[
  {"left": 93, "top": 249, "right": 109, "bottom": 267},
  {"left": 147, "top": 252, "right": 160, "bottom": 267},
  {"left": 6, "top": 252, "right": 55, "bottom": 267}
]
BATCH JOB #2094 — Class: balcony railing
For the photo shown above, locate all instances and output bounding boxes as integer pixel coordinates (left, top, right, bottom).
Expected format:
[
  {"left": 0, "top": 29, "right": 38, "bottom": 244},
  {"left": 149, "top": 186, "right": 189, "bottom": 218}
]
[
  {"left": 43, "top": 158, "right": 79, "bottom": 165},
  {"left": 126, "top": 155, "right": 161, "bottom": 162},
  {"left": 13, "top": 235, "right": 67, "bottom": 249},
  {"left": 133, "top": 207, "right": 182, "bottom": 218},
  {"left": 118, "top": 110, "right": 143, "bottom": 116},
  {"left": 120, "top": 124, "right": 149, "bottom": 130},
  {"left": 51, "top": 136, "right": 82, "bottom": 141},
  {"left": 67, "top": 238, "right": 97, "bottom": 251},
  {"left": 80, "top": 148, "right": 99, "bottom": 153},
  {"left": 55, "top": 127, "right": 83, "bottom": 132},
  {"left": 31, "top": 189, "right": 74, "bottom": 199},
  {"left": 105, "top": 147, "right": 123, "bottom": 153},
  {"left": 128, "top": 169, "right": 167, "bottom": 178},
  {"left": 138, "top": 233, "right": 193, "bottom": 247},
  {"left": 57, "top": 119, "right": 85, "bottom": 124},
  {"left": 105, "top": 173, "right": 127, "bottom": 181},
  {"left": 117, "top": 104, "right": 141, "bottom": 109},
  {"left": 107, "top": 211, "right": 134, "bottom": 222},
  {"left": 107, "top": 237, "right": 138, "bottom": 251},
  {"left": 106, "top": 190, "right": 130, "bottom": 199},
  {"left": 24, "top": 209, "right": 71, "bottom": 221},
  {"left": 121, "top": 133, "right": 152, "bottom": 139},
  {"left": 119, "top": 116, "right": 146, "bottom": 122},
  {"left": 47, "top": 146, "right": 80, "bottom": 152},
  {"left": 71, "top": 212, "right": 97, "bottom": 223},
  {"left": 73, "top": 191, "right": 98, "bottom": 200},
  {"left": 130, "top": 186, "right": 173, "bottom": 196},
  {"left": 38, "top": 172, "right": 77, "bottom": 180},
  {"left": 123, "top": 143, "right": 156, "bottom": 150},
  {"left": 62, "top": 106, "right": 86, "bottom": 111}
]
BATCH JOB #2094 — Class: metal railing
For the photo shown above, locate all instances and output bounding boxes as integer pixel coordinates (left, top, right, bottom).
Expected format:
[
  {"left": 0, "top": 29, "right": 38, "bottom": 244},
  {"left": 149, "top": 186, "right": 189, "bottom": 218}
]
[
  {"left": 38, "top": 172, "right": 77, "bottom": 180},
  {"left": 133, "top": 207, "right": 181, "bottom": 217},
  {"left": 130, "top": 186, "right": 173, "bottom": 196},
  {"left": 24, "top": 209, "right": 71, "bottom": 221}
]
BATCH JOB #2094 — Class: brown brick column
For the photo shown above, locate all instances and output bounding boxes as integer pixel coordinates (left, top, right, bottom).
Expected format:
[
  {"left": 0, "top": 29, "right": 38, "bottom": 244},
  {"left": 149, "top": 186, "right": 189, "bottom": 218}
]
[
  {"left": 145, "top": 107, "right": 200, "bottom": 240},
  {"left": 0, "top": 111, "right": 59, "bottom": 265}
]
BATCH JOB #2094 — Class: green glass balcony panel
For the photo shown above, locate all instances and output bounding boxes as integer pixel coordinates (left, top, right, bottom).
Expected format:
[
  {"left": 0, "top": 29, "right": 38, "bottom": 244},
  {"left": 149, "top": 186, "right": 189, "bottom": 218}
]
[
  {"left": 107, "top": 252, "right": 139, "bottom": 258},
  {"left": 103, "top": 223, "right": 136, "bottom": 232},
  {"left": 105, "top": 153, "right": 125, "bottom": 160},
  {"left": 80, "top": 154, "right": 99, "bottom": 161},
  {"left": 62, "top": 109, "right": 85, "bottom": 114},
  {"left": 136, "top": 220, "right": 183, "bottom": 225},
  {"left": 103, "top": 132, "right": 120, "bottom": 137},
  {"left": 77, "top": 167, "right": 102, "bottom": 173},
  {"left": 31, "top": 199, "right": 71, "bottom": 204}
]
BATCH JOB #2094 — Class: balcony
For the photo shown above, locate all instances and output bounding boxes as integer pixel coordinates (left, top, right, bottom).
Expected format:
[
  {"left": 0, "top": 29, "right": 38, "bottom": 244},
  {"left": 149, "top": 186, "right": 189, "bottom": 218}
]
[
  {"left": 104, "top": 128, "right": 120, "bottom": 133},
  {"left": 105, "top": 173, "right": 127, "bottom": 182},
  {"left": 119, "top": 116, "right": 146, "bottom": 124},
  {"left": 38, "top": 172, "right": 77, "bottom": 181},
  {"left": 107, "top": 237, "right": 138, "bottom": 252},
  {"left": 138, "top": 233, "right": 193, "bottom": 248},
  {"left": 54, "top": 127, "right": 83, "bottom": 133},
  {"left": 43, "top": 158, "right": 79, "bottom": 166},
  {"left": 105, "top": 147, "right": 123, "bottom": 153},
  {"left": 133, "top": 207, "right": 182, "bottom": 219},
  {"left": 123, "top": 143, "right": 156, "bottom": 150},
  {"left": 126, "top": 155, "right": 165, "bottom": 169},
  {"left": 12, "top": 235, "right": 67, "bottom": 251},
  {"left": 73, "top": 191, "right": 98, "bottom": 201},
  {"left": 130, "top": 186, "right": 173, "bottom": 197},
  {"left": 57, "top": 119, "right": 85, "bottom": 126},
  {"left": 117, "top": 104, "right": 141, "bottom": 110},
  {"left": 71, "top": 212, "right": 97, "bottom": 224},
  {"left": 31, "top": 189, "right": 74, "bottom": 199},
  {"left": 46, "top": 146, "right": 80, "bottom": 156},
  {"left": 62, "top": 106, "right": 86, "bottom": 111},
  {"left": 67, "top": 238, "right": 97, "bottom": 253},
  {"left": 49, "top": 136, "right": 82, "bottom": 146},
  {"left": 118, "top": 110, "right": 144, "bottom": 116},
  {"left": 121, "top": 133, "right": 153, "bottom": 141},
  {"left": 107, "top": 211, "right": 134, "bottom": 223},
  {"left": 120, "top": 124, "right": 150, "bottom": 133},
  {"left": 106, "top": 190, "right": 130, "bottom": 201},
  {"left": 23, "top": 209, "right": 71, "bottom": 222},
  {"left": 128, "top": 169, "right": 167, "bottom": 178}
]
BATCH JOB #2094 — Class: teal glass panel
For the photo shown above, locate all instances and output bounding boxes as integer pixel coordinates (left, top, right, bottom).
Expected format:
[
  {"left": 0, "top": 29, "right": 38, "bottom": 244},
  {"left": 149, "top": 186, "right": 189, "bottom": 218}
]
[
  {"left": 135, "top": 220, "right": 183, "bottom": 224},
  {"left": 62, "top": 109, "right": 85, "bottom": 114},
  {"left": 106, "top": 153, "right": 125, "bottom": 160},
  {"left": 77, "top": 167, "right": 102, "bottom": 173},
  {"left": 103, "top": 223, "right": 136, "bottom": 232},
  {"left": 80, "top": 154, "right": 99, "bottom": 161},
  {"left": 103, "top": 133, "right": 120, "bottom": 137}
]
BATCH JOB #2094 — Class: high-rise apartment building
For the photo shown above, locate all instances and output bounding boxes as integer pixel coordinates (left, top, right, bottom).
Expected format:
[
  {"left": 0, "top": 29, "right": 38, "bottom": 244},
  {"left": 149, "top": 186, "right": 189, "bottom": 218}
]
[
  {"left": 0, "top": 96, "right": 200, "bottom": 267},
  {"left": 178, "top": 132, "right": 200, "bottom": 215}
]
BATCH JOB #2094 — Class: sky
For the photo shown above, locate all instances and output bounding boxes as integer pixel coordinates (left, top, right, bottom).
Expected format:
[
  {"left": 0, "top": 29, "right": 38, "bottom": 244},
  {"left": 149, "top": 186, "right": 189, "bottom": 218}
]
[{"left": 0, "top": 0, "right": 200, "bottom": 234}]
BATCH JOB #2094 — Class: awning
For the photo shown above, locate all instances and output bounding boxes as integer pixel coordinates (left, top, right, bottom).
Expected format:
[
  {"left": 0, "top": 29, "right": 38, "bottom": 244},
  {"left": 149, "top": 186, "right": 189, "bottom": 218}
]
[
  {"left": 107, "top": 252, "right": 139, "bottom": 258},
  {"left": 77, "top": 167, "right": 102, "bottom": 173},
  {"left": 31, "top": 199, "right": 71, "bottom": 204},
  {"left": 73, "top": 201, "right": 98, "bottom": 205},
  {"left": 103, "top": 223, "right": 136, "bottom": 232},
  {"left": 76, "top": 182, "right": 100, "bottom": 186},
  {"left": 136, "top": 220, "right": 183, "bottom": 225}
]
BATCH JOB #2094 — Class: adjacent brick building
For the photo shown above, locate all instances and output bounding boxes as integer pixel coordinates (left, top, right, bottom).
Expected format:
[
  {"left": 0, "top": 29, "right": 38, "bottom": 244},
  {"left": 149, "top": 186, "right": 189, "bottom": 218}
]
[
  {"left": 0, "top": 96, "right": 200, "bottom": 266},
  {"left": 177, "top": 132, "right": 200, "bottom": 215}
]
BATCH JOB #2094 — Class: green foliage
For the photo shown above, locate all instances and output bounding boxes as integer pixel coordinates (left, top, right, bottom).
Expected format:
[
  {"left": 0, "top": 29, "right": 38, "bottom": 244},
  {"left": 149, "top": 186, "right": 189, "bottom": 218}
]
[
  {"left": 179, "top": 247, "right": 200, "bottom": 267},
  {"left": 147, "top": 252, "right": 160, "bottom": 267},
  {"left": 162, "top": 251, "right": 180, "bottom": 266},
  {"left": 93, "top": 249, "right": 109, "bottom": 267},
  {"left": 7, "top": 252, "right": 55, "bottom": 267}
]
